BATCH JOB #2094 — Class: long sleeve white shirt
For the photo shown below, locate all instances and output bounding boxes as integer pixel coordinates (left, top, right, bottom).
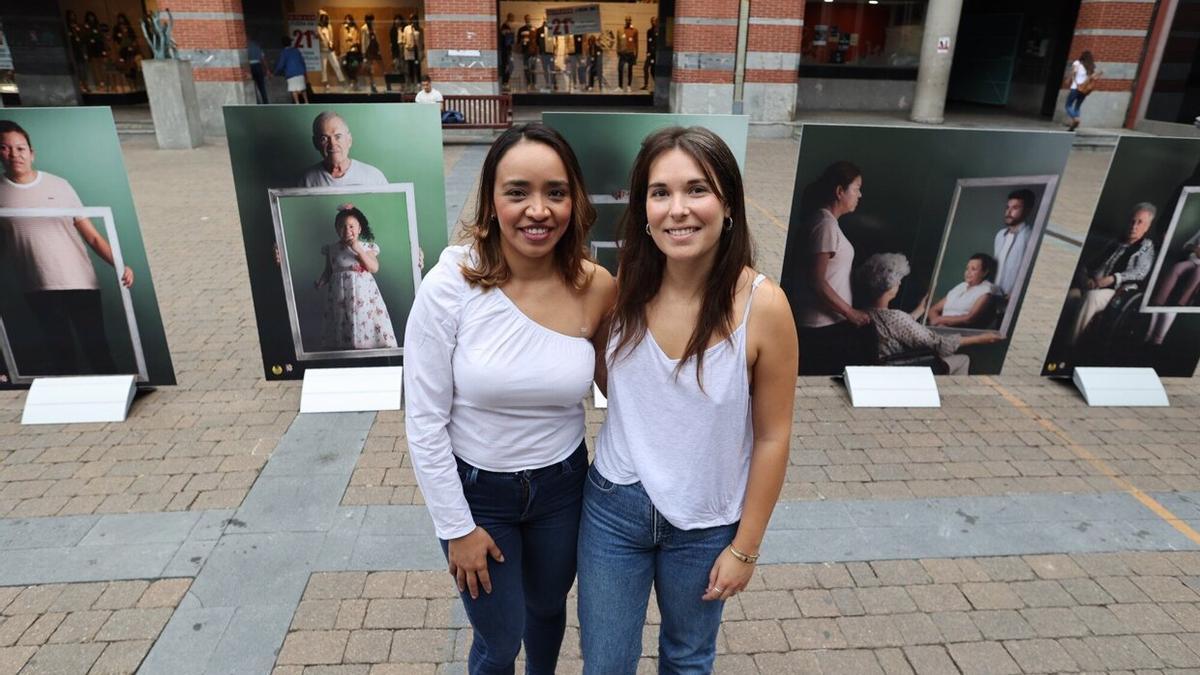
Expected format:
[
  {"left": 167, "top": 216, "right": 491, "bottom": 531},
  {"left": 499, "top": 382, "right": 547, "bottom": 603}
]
[{"left": 403, "top": 246, "right": 594, "bottom": 539}]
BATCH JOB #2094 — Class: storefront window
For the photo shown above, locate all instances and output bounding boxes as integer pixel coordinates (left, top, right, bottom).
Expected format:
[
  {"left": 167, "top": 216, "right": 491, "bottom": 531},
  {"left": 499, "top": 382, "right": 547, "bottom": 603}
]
[
  {"left": 497, "top": 1, "right": 659, "bottom": 95},
  {"left": 59, "top": 0, "right": 151, "bottom": 94},
  {"left": 801, "top": 0, "right": 926, "bottom": 76},
  {"left": 1145, "top": 0, "right": 1200, "bottom": 125},
  {"left": 0, "top": 20, "right": 15, "bottom": 96},
  {"left": 286, "top": 3, "right": 425, "bottom": 95}
]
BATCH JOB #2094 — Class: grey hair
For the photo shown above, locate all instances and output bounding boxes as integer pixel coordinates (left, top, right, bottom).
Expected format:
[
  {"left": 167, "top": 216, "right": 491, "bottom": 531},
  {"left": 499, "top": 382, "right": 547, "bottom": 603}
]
[
  {"left": 854, "top": 253, "right": 911, "bottom": 302},
  {"left": 311, "top": 111, "right": 347, "bottom": 136},
  {"left": 1131, "top": 202, "right": 1157, "bottom": 219}
]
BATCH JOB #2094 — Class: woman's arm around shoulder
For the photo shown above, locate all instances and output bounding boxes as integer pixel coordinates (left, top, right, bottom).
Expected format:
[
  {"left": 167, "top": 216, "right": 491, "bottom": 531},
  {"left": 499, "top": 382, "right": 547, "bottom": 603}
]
[{"left": 584, "top": 260, "right": 618, "bottom": 396}]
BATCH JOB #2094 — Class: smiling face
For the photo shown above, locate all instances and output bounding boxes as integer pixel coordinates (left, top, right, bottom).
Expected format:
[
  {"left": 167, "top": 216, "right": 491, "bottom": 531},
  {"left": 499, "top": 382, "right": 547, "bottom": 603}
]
[
  {"left": 0, "top": 131, "right": 35, "bottom": 181},
  {"left": 964, "top": 258, "right": 987, "bottom": 286},
  {"left": 313, "top": 115, "right": 352, "bottom": 167},
  {"left": 492, "top": 139, "right": 573, "bottom": 263},
  {"left": 645, "top": 148, "right": 729, "bottom": 264},
  {"left": 336, "top": 214, "right": 362, "bottom": 243},
  {"left": 1003, "top": 198, "right": 1026, "bottom": 227}
]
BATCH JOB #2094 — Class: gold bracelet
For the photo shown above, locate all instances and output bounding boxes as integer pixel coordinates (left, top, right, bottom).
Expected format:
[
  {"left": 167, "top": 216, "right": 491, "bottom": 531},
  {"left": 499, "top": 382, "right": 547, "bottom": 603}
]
[{"left": 728, "top": 545, "right": 759, "bottom": 564}]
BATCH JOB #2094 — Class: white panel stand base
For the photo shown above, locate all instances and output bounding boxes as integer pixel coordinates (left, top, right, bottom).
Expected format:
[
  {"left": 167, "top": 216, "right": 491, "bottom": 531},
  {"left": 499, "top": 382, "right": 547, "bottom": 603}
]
[
  {"left": 592, "top": 383, "right": 608, "bottom": 409},
  {"left": 22, "top": 375, "right": 137, "bottom": 425},
  {"left": 300, "top": 366, "right": 403, "bottom": 413},
  {"left": 1072, "top": 367, "right": 1168, "bottom": 407},
  {"left": 843, "top": 366, "right": 940, "bottom": 408}
]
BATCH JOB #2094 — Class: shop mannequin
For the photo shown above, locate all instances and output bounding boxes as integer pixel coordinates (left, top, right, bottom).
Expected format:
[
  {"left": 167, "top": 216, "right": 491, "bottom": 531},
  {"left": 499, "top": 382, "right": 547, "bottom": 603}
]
[
  {"left": 318, "top": 11, "right": 346, "bottom": 88},
  {"left": 517, "top": 15, "right": 536, "bottom": 91},
  {"left": 83, "top": 11, "right": 109, "bottom": 92},
  {"left": 616, "top": 16, "right": 638, "bottom": 92},
  {"left": 342, "top": 14, "right": 361, "bottom": 90},
  {"left": 361, "top": 14, "right": 381, "bottom": 93},
  {"left": 535, "top": 17, "right": 556, "bottom": 91},
  {"left": 402, "top": 16, "right": 422, "bottom": 87},
  {"left": 65, "top": 11, "right": 88, "bottom": 91},
  {"left": 642, "top": 16, "right": 658, "bottom": 91},
  {"left": 389, "top": 16, "right": 403, "bottom": 73}
]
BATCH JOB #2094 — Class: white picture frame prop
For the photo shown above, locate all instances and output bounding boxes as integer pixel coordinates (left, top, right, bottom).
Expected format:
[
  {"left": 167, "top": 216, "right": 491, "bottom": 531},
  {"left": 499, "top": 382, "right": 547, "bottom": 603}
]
[
  {"left": 1072, "top": 367, "right": 1168, "bottom": 407},
  {"left": 844, "top": 366, "right": 940, "bottom": 408},
  {"left": 1141, "top": 187, "right": 1200, "bottom": 314},
  {"left": 300, "top": 366, "right": 404, "bottom": 413},
  {"left": 0, "top": 206, "right": 149, "bottom": 385},
  {"left": 925, "top": 175, "right": 1059, "bottom": 339},
  {"left": 22, "top": 375, "right": 136, "bottom": 425},
  {"left": 269, "top": 184, "right": 421, "bottom": 362}
]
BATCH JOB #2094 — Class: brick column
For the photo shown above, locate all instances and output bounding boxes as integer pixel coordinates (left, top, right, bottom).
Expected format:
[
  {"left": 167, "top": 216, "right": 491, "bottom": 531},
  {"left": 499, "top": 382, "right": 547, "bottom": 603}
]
[
  {"left": 671, "top": 0, "right": 738, "bottom": 114},
  {"left": 160, "top": 0, "right": 254, "bottom": 136},
  {"left": 744, "top": 0, "right": 802, "bottom": 130},
  {"left": 1056, "top": 0, "right": 1157, "bottom": 128},
  {"left": 423, "top": 0, "right": 499, "bottom": 95}
]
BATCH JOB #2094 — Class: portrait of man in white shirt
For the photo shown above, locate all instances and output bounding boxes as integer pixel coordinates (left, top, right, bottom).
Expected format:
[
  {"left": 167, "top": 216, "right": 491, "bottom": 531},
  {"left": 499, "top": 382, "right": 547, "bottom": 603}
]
[{"left": 992, "top": 188, "right": 1036, "bottom": 298}]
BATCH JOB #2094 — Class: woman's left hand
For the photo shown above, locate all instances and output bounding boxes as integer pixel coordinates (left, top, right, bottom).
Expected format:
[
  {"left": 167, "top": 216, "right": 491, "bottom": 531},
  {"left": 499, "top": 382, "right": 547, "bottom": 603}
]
[
  {"left": 121, "top": 266, "right": 134, "bottom": 288},
  {"left": 702, "top": 547, "right": 754, "bottom": 601}
]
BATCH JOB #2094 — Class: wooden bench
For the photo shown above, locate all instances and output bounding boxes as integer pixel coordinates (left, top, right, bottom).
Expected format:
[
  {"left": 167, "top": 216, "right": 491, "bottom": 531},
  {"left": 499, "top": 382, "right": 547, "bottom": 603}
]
[{"left": 440, "top": 94, "right": 513, "bottom": 130}]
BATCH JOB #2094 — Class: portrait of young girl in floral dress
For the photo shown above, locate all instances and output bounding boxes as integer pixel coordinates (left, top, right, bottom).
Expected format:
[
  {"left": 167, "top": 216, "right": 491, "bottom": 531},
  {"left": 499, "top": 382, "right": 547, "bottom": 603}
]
[{"left": 315, "top": 203, "right": 398, "bottom": 350}]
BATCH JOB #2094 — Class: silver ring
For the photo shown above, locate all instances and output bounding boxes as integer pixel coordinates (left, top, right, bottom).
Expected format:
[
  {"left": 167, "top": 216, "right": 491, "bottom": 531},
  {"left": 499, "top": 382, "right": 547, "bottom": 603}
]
[{"left": 713, "top": 587, "right": 724, "bottom": 593}]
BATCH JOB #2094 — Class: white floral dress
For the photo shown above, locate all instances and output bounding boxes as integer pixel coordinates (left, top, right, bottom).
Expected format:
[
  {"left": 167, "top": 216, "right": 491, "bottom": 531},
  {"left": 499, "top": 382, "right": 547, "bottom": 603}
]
[{"left": 321, "top": 241, "right": 398, "bottom": 350}]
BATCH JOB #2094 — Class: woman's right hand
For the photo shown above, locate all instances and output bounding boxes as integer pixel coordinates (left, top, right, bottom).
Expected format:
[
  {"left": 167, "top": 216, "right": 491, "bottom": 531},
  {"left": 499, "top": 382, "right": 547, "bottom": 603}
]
[
  {"left": 846, "top": 308, "right": 871, "bottom": 327},
  {"left": 447, "top": 526, "right": 504, "bottom": 599}
]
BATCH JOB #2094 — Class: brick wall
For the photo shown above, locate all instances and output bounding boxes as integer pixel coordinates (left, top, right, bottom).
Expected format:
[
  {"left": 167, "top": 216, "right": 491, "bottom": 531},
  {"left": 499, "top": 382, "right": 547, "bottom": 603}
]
[
  {"left": 1062, "top": 0, "right": 1156, "bottom": 96},
  {"left": 160, "top": 0, "right": 250, "bottom": 83},
  {"left": 424, "top": 0, "right": 499, "bottom": 86},
  {"left": 672, "top": 0, "right": 738, "bottom": 86}
]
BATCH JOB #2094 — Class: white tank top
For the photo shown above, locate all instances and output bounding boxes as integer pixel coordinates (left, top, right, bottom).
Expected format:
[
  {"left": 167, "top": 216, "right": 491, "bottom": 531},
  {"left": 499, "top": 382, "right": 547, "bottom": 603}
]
[{"left": 595, "top": 274, "right": 765, "bottom": 529}]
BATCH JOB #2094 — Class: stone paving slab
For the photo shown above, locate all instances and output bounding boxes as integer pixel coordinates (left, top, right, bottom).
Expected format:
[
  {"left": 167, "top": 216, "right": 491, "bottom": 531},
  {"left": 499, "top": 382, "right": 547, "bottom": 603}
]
[
  {"left": 269, "top": 551, "right": 1200, "bottom": 674},
  {"left": 0, "top": 578, "right": 190, "bottom": 674}
]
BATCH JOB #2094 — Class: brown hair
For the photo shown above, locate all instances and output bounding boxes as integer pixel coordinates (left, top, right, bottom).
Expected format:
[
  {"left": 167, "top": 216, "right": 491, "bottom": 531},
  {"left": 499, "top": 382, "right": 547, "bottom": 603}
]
[
  {"left": 461, "top": 123, "right": 596, "bottom": 290},
  {"left": 612, "top": 126, "right": 754, "bottom": 384},
  {"left": 1079, "top": 50, "right": 1096, "bottom": 75}
]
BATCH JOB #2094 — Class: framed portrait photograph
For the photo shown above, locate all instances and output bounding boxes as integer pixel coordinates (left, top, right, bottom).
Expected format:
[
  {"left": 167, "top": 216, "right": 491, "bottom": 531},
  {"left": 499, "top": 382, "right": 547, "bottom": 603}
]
[
  {"left": 1140, "top": 187, "right": 1200, "bottom": 314},
  {"left": 924, "top": 175, "right": 1059, "bottom": 339},
  {"left": 269, "top": 184, "right": 421, "bottom": 362},
  {"left": 0, "top": 108, "right": 174, "bottom": 389},
  {"left": 0, "top": 206, "right": 149, "bottom": 385}
]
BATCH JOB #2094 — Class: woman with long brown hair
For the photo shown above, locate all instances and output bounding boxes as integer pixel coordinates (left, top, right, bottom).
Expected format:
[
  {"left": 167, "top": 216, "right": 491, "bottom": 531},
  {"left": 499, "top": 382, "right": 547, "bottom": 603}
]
[
  {"left": 1065, "top": 50, "right": 1099, "bottom": 131},
  {"left": 404, "top": 122, "right": 615, "bottom": 674},
  {"left": 576, "top": 126, "right": 797, "bottom": 672}
]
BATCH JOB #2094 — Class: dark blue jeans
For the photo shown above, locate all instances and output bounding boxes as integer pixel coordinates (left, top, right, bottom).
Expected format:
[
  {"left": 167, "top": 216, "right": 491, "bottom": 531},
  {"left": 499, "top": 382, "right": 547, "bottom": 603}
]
[
  {"left": 1065, "top": 88, "right": 1085, "bottom": 120},
  {"left": 440, "top": 440, "right": 588, "bottom": 675}
]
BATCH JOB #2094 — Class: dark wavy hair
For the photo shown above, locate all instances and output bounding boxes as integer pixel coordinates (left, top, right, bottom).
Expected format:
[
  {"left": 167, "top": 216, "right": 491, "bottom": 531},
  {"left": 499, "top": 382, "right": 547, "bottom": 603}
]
[
  {"left": 968, "top": 252, "right": 997, "bottom": 280},
  {"left": 0, "top": 120, "right": 32, "bottom": 149},
  {"left": 461, "top": 122, "right": 595, "bottom": 290},
  {"left": 334, "top": 206, "right": 376, "bottom": 242},
  {"left": 612, "top": 126, "right": 754, "bottom": 385}
]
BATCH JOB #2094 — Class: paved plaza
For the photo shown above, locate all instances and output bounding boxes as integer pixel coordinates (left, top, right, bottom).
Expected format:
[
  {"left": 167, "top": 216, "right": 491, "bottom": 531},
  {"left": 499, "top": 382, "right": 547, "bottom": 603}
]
[{"left": 2, "top": 117, "right": 1200, "bottom": 674}]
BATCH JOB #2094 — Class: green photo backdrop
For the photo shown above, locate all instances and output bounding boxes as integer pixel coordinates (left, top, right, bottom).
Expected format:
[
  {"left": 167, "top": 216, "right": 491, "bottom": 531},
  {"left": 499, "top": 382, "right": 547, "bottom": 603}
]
[
  {"left": 543, "top": 112, "right": 749, "bottom": 273},
  {"left": 0, "top": 107, "right": 174, "bottom": 388},
  {"left": 276, "top": 191, "right": 416, "bottom": 356},
  {"left": 224, "top": 104, "right": 447, "bottom": 379},
  {"left": 782, "top": 124, "right": 1073, "bottom": 375},
  {"left": 1043, "top": 136, "right": 1200, "bottom": 377}
]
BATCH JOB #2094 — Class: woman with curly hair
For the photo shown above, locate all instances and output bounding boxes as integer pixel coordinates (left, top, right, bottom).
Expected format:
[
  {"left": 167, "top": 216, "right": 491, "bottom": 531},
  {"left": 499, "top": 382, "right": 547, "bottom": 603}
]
[{"left": 315, "top": 204, "right": 397, "bottom": 350}]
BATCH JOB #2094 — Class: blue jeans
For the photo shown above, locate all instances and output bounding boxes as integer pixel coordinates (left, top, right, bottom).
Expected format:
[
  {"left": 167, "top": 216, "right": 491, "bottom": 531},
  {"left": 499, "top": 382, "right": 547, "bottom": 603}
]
[
  {"left": 1065, "top": 88, "right": 1085, "bottom": 119},
  {"left": 577, "top": 465, "right": 737, "bottom": 674},
  {"left": 440, "top": 440, "right": 587, "bottom": 675}
]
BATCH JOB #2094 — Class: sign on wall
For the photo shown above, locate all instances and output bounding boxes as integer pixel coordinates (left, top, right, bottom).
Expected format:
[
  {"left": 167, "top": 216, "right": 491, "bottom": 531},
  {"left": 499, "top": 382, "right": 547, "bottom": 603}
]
[
  {"left": 287, "top": 14, "right": 321, "bottom": 72},
  {"left": 545, "top": 4, "right": 602, "bottom": 35}
]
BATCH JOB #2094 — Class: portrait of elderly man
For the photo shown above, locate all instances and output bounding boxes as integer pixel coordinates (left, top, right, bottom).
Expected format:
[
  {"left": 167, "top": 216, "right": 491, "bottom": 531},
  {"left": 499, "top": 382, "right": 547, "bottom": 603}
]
[
  {"left": 1064, "top": 202, "right": 1157, "bottom": 345},
  {"left": 0, "top": 119, "right": 133, "bottom": 376},
  {"left": 992, "top": 188, "right": 1036, "bottom": 299},
  {"left": 300, "top": 111, "right": 388, "bottom": 188},
  {"left": 854, "top": 253, "right": 1001, "bottom": 375}
]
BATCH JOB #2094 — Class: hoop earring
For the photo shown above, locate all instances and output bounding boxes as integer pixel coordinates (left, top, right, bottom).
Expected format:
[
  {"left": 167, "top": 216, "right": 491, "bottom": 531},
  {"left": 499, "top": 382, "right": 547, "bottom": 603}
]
[
  {"left": 645, "top": 223, "right": 651, "bottom": 235},
  {"left": 724, "top": 216, "right": 734, "bottom": 232}
]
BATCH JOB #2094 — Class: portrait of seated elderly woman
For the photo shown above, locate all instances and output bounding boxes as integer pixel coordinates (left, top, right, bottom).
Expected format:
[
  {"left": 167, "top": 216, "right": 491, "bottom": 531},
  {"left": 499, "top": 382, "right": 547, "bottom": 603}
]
[
  {"left": 1063, "top": 202, "right": 1157, "bottom": 346},
  {"left": 921, "top": 253, "right": 999, "bottom": 330},
  {"left": 854, "top": 253, "right": 1002, "bottom": 375}
]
